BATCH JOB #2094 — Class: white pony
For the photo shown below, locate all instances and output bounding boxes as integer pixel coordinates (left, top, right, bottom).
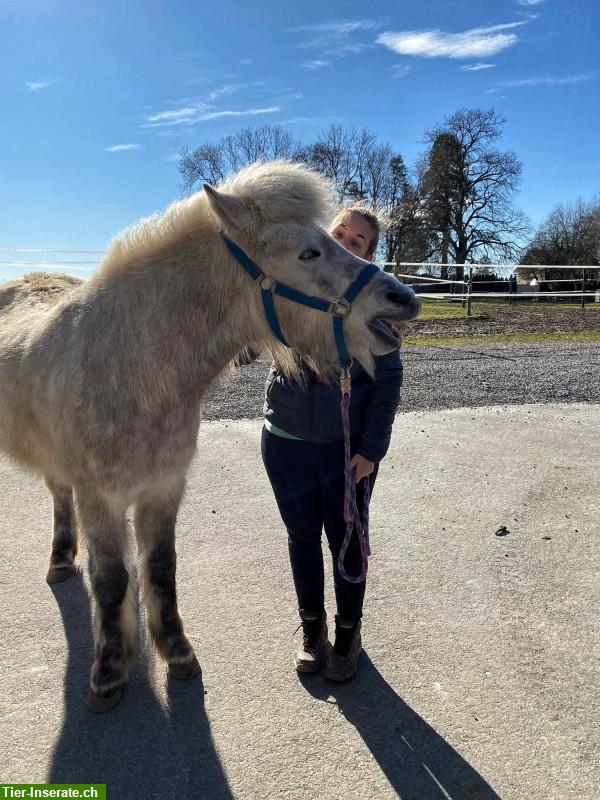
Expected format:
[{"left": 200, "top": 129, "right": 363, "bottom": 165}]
[{"left": 0, "top": 160, "right": 420, "bottom": 711}]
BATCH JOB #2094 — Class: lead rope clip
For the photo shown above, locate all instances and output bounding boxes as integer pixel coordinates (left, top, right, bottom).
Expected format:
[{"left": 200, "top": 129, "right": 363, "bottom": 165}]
[{"left": 340, "top": 365, "right": 352, "bottom": 397}]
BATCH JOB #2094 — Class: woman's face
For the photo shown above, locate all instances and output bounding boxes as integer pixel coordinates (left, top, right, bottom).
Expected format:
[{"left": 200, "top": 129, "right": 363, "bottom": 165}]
[
  {"left": 329, "top": 212, "right": 375, "bottom": 261},
  {"left": 330, "top": 210, "right": 411, "bottom": 336}
]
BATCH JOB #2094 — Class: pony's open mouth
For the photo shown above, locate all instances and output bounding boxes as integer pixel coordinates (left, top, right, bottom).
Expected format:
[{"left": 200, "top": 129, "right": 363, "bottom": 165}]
[{"left": 367, "top": 318, "right": 401, "bottom": 347}]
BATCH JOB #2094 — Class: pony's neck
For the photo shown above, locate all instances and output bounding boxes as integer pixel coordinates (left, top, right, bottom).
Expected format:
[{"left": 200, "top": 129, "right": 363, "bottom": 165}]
[{"left": 108, "top": 243, "right": 268, "bottom": 398}]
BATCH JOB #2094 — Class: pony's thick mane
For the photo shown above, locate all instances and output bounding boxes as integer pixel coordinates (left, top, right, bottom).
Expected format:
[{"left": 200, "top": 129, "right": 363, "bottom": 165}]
[
  {"left": 99, "top": 160, "right": 334, "bottom": 276},
  {"left": 218, "top": 160, "right": 334, "bottom": 227}
]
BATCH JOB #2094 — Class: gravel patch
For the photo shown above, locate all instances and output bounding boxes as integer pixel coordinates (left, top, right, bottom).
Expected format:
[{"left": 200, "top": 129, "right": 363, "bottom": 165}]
[
  {"left": 201, "top": 342, "right": 600, "bottom": 420},
  {"left": 399, "top": 341, "right": 600, "bottom": 411}
]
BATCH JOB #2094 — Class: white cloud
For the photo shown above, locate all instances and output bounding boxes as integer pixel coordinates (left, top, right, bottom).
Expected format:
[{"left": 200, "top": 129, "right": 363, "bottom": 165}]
[
  {"left": 206, "top": 84, "right": 245, "bottom": 101},
  {"left": 144, "top": 105, "right": 280, "bottom": 128},
  {"left": 143, "top": 81, "right": 293, "bottom": 132},
  {"left": 293, "top": 18, "right": 377, "bottom": 64},
  {"left": 104, "top": 144, "right": 141, "bottom": 152},
  {"left": 184, "top": 77, "right": 210, "bottom": 87},
  {"left": 147, "top": 107, "right": 200, "bottom": 124},
  {"left": 461, "top": 62, "right": 496, "bottom": 71},
  {"left": 303, "top": 59, "right": 332, "bottom": 70},
  {"left": 292, "top": 20, "right": 378, "bottom": 37},
  {"left": 188, "top": 107, "right": 279, "bottom": 121},
  {"left": 272, "top": 90, "right": 303, "bottom": 103},
  {"left": 389, "top": 64, "right": 411, "bottom": 78},
  {"left": 377, "top": 20, "right": 530, "bottom": 59},
  {"left": 518, "top": 0, "right": 545, "bottom": 5},
  {"left": 491, "top": 72, "right": 598, "bottom": 90},
  {"left": 26, "top": 81, "right": 49, "bottom": 92}
]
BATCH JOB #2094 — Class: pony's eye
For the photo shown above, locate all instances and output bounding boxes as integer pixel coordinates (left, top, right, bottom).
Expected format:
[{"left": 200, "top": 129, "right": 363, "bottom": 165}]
[{"left": 298, "top": 249, "right": 321, "bottom": 261}]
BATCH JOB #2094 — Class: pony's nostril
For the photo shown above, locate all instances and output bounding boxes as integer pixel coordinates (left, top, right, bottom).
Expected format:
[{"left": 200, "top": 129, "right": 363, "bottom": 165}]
[{"left": 387, "top": 290, "right": 412, "bottom": 305}]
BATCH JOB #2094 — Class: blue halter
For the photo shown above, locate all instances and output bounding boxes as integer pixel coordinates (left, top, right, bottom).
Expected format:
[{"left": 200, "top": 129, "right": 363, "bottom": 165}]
[{"left": 220, "top": 230, "right": 379, "bottom": 369}]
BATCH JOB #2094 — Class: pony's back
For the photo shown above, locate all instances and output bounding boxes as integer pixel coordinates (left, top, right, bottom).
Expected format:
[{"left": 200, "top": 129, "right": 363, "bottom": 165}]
[{"left": 0, "top": 273, "right": 84, "bottom": 315}]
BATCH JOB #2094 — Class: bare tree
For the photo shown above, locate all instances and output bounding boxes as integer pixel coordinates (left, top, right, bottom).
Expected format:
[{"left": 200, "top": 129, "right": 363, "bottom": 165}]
[
  {"left": 301, "top": 129, "right": 429, "bottom": 265},
  {"left": 179, "top": 142, "right": 229, "bottom": 190},
  {"left": 522, "top": 197, "right": 600, "bottom": 266},
  {"left": 378, "top": 156, "right": 428, "bottom": 269},
  {"left": 179, "top": 124, "right": 301, "bottom": 194},
  {"left": 177, "top": 113, "right": 531, "bottom": 278},
  {"left": 419, "top": 108, "right": 530, "bottom": 279},
  {"left": 234, "top": 125, "right": 300, "bottom": 164},
  {"left": 299, "top": 125, "right": 379, "bottom": 203}
]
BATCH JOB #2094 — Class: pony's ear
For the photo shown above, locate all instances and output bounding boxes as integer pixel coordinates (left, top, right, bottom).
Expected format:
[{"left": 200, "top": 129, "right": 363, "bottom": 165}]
[{"left": 204, "top": 184, "right": 254, "bottom": 233}]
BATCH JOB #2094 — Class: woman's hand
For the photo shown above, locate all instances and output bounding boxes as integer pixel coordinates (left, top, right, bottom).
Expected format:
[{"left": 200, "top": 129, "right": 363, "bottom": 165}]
[{"left": 349, "top": 453, "right": 375, "bottom": 483}]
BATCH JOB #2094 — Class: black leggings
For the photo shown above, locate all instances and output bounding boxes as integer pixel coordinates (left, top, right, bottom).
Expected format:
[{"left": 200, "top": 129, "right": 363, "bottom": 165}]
[{"left": 261, "top": 426, "right": 379, "bottom": 620}]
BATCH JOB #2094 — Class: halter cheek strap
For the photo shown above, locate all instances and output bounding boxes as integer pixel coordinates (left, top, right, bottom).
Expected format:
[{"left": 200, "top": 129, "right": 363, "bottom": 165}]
[
  {"left": 331, "top": 262, "right": 381, "bottom": 366},
  {"left": 219, "top": 230, "right": 379, "bottom": 368}
]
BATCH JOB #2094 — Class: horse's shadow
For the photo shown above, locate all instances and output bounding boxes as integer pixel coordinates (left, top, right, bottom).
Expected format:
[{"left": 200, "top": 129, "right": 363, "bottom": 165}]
[
  {"left": 300, "top": 652, "right": 502, "bottom": 800},
  {"left": 47, "top": 574, "right": 233, "bottom": 800}
]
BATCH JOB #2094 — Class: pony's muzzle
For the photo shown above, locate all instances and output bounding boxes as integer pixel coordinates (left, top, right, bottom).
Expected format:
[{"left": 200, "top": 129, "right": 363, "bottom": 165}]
[{"left": 379, "top": 283, "right": 422, "bottom": 322}]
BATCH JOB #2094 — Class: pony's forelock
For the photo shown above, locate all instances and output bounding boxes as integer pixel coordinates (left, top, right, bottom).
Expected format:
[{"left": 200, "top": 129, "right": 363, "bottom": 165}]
[{"left": 220, "top": 160, "right": 334, "bottom": 228}]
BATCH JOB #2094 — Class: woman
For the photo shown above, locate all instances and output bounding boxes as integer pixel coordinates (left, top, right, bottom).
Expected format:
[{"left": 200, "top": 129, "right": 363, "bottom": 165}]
[{"left": 261, "top": 206, "right": 403, "bottom": 682}]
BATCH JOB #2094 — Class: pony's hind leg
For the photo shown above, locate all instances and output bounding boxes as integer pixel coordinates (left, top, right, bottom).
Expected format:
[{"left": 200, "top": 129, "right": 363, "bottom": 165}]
[
  {"left": 77, "top": 488, "right": 136, "bottom": 712},
  {"left": 44, "top": 477, "right": 78, "bottom": 585},
  {"left": 135, "top": 481, "right": 201, "bottom": 681}
]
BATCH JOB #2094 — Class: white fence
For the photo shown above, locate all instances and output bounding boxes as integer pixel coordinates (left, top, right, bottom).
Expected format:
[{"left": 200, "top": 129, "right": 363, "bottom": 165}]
[
  {"left": 383, "top": 262, "right": 600, "bottom": 315},
  {"left": 1, "top": 250, "right": 599, "bottom": 315},
  {"left": 0, "top": 247, "right": 104, "bottom": 284}
]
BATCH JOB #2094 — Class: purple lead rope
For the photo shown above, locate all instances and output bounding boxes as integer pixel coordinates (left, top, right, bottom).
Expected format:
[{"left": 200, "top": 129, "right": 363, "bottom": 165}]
[{"left": 337, "top": 367, "right": 371, "bottom": 584}]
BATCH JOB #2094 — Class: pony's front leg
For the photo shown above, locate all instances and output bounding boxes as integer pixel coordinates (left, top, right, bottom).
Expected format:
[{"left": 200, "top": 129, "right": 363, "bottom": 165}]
[
  {"left": 44, "top": 477, "right": 78, "bottom": 584},
  {"left": 77, "top": 489, "right": 136, "bottom": 712},
  {"left": 135, "top": 482, "right": 201, "bottom": 681}
]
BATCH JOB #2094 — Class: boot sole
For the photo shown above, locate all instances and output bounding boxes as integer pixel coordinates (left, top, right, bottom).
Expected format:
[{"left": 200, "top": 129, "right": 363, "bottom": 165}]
[
  {"left": 324, "top": 667, "right": 357, "bottom": 682},
  {"left": 295, "top": 649, "right": 326, "bottom": 673},
  {"left": 295, "top": 660, "right": 322, "bottom": 674},
  {"left": 324, "top": 643, "right": 362, "bottom": 682}
]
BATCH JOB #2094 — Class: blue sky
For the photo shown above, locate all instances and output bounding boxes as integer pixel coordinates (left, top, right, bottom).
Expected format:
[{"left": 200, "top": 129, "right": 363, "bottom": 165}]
[{"left": 1, "top": 0, "right": 599, "bottom": 279}]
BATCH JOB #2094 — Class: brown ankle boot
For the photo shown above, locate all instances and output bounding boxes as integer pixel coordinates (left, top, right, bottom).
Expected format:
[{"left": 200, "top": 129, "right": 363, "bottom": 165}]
[
  {"left": 324, "top": 616, "right": 362, "bottom": 682},
  {"left": 294, "top": 609, "right": 328, "bottom": 674}
]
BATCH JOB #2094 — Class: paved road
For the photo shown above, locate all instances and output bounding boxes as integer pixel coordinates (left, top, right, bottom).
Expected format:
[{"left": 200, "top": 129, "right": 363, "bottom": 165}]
[
  {"left": 202, "top": 341, "right": 600, "bottom": 420},
  {"left": 1, "top": 403, "right": 599, "bottom": 799}
]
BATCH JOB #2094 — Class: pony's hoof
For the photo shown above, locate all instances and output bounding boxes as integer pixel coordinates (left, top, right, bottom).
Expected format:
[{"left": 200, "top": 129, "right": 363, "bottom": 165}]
[
  {"left": 168, "top": 655, "right": 202, "bottom": 681},
  {"left": 46, "top": 564, "right": 78, "bottom": 585},
  {"left": 86, "top": 687, "right": 122, "bottom": 713}
]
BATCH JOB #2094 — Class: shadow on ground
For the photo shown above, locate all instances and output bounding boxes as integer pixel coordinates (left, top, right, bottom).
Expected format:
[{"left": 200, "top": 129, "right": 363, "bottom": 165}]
[
  {"left": 47, "top": 575, "right": 232, "bottom": 800},
  {"left": 300, "top": 651, "right": 501, "bottom": 800}
]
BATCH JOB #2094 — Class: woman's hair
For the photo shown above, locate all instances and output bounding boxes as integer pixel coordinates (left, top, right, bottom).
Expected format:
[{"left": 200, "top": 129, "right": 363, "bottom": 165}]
[{"left": 330, "top": 205, "right": 381, "bottom": 258}]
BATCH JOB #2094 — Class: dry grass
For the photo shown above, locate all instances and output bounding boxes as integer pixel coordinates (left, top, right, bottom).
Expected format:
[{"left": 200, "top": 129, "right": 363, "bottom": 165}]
[{"left": 404, "top": 331, "right": 600, "bottom": 347}]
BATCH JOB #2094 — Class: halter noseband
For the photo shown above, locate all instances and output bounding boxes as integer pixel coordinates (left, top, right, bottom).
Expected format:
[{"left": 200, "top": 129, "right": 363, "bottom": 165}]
[{"left": 220, "top": 230, "right": 379, "bottom": 369}]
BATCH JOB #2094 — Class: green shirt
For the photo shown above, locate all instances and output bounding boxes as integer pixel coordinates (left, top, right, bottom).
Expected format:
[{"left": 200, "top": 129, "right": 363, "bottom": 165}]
[{"left": 264, "top": 419, "right": 304, "bottom": 440}]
